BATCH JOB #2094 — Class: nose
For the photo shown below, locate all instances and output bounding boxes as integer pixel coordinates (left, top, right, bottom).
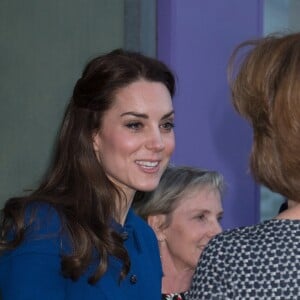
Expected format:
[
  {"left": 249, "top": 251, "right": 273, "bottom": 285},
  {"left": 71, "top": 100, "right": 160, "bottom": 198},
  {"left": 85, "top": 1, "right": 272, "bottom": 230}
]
[
  {"left": 145, "top": 128, "right": 165, "bottom": 152},
  {"left": 207, "top": 221, "right": 222, "bottom": 238}
]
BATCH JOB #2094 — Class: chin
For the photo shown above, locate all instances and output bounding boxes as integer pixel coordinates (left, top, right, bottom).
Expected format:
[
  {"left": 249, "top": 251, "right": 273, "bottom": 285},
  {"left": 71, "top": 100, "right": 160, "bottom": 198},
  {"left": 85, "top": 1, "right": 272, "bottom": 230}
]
[
  {"left": 140, "top": 186, "right": 158, "bottom": 192},
  {"left": 137, "top": 182, "right": 160, "bottom": 192}
]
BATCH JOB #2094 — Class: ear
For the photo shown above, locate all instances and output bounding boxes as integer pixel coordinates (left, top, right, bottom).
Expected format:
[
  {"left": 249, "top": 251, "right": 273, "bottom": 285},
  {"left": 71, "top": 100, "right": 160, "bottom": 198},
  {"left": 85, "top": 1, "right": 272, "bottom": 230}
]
[
  {"left": 147, "top": 214, "right": 167, "bottom": 242},
  {"left": 92, "top": 131, "right": 101, "bottom": 153}
]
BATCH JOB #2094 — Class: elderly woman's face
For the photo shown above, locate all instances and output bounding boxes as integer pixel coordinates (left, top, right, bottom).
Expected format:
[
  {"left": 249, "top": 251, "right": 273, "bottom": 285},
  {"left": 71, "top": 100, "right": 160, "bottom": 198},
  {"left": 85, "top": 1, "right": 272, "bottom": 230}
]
[
  {"left": 163, "top": 186, "right": 223, "bottom": 271},
  {"left": 93, "top": 79, "right": 175, "bottom": 201}
]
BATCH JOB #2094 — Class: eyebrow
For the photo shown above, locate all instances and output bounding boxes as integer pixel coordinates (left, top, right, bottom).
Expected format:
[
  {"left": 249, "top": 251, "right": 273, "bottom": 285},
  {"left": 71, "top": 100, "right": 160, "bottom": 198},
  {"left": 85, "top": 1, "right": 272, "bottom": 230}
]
[
  {"left": 120, "top": 110, "right": 175, "bottom": 119},
  {"left": 192, "top": 209, "right": 224, "bottom": 215}
]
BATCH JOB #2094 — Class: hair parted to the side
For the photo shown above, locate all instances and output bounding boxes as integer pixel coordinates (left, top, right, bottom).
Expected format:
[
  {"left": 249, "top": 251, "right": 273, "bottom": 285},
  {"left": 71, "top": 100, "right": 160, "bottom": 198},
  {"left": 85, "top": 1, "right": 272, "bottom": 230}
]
[
  {"left": 133, "top": 165, "right": 224, "bottom": 228},
  {"left": 0, "top": 49, "right": 176, "bottom": 284},
  {"left": 228, "top": 32, "right": 300, "bottom": 201}
]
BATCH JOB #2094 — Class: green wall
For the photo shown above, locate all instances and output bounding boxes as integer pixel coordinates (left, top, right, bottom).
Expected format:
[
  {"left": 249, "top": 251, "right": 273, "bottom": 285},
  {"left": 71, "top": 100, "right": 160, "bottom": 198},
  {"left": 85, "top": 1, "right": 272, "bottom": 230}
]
[{"left": 0, "top": 0, "right": 156, "bottom": 207}]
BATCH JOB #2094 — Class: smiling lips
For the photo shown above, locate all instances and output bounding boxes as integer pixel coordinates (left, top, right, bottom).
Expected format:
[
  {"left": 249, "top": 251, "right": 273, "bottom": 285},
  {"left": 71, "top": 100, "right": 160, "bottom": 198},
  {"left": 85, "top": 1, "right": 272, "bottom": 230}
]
[{"left": 136, "top": 160, "right": 160, "bottom": 172}]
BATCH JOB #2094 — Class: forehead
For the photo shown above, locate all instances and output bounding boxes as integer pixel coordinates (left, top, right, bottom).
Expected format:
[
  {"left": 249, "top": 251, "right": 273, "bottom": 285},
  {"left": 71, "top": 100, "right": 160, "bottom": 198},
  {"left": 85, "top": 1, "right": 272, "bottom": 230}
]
[
  {"left": 175, "top": 185, "right": 221, "bottom": 211},
  {"left": 111, "top": 79, "right": 173, "bottom": 112}
]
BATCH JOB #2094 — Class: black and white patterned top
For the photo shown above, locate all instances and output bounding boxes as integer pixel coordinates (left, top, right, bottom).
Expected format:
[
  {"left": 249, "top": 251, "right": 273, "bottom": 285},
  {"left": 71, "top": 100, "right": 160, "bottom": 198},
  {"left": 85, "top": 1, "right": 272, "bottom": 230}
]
[{"left": 189, "top": 219, "right": 300, "bottom": 300}]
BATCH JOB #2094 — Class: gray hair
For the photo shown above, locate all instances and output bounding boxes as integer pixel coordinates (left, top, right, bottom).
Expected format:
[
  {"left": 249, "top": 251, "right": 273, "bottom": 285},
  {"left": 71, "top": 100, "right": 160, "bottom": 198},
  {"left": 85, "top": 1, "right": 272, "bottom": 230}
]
[{"left": 133, "top": 165, "right": 225, "bottom": 228}]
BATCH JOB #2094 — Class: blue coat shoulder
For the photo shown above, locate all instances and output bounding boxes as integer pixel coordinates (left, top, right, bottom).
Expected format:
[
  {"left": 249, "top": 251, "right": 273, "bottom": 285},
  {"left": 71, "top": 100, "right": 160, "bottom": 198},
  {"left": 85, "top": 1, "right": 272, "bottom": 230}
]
[{"left": 0, "top": 205, "right": 162, "bottom": 300}]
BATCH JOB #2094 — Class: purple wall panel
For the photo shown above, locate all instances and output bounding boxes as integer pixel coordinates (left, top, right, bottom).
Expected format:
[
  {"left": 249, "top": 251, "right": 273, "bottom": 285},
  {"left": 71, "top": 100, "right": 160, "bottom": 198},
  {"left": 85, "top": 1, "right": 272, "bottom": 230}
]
[{"left": 157, "top": 0, "right": 263, "bottom": 229}]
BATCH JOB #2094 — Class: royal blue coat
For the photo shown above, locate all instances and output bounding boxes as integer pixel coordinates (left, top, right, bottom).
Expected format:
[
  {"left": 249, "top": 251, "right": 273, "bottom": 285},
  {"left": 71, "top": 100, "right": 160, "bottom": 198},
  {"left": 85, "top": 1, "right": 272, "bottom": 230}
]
[{"left": 0, "top": 205, "right": 162, "bottom": 299}]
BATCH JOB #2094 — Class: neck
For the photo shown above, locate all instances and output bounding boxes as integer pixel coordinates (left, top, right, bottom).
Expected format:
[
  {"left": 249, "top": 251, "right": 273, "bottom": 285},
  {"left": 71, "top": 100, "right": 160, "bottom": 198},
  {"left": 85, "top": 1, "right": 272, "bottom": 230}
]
[
  {"left": 162, "top": 270, "right": 194, "bottom": 294},
  {"left": 159, "top": 242, "right": 194, "bottom": 294},
  {"left": 117, "top": 190, "right": 135, "bottom": 226},
  {"left": 276, "top": 200, "right": 300, "bottom": 220},
  {"left": 107, "top": 176, "right": 136, "bottom": 225},
  {"left": 118, "top": 201, "right": 132, "bottom": 225}
]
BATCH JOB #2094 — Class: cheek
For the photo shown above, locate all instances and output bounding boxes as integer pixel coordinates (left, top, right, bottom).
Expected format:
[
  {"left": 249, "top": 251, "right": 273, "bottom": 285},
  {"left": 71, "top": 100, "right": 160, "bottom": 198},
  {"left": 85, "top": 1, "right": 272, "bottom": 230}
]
[
  {"left": 165, "top": 134, "right": 175, "bottom": 155},
  {"left": 102, "top": 133, "right": 136, "bottom": 155},
  {"left": 188, "top": 224, "right": 208, "bottom": 243},
  {"left": 168, "top": 222, "right": 191, "bottom": 243}
]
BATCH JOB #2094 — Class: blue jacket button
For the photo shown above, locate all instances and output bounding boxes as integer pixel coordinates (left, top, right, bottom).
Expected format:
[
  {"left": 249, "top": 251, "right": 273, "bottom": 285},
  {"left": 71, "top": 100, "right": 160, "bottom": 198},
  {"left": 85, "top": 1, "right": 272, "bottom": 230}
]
[
  {"left": 130, "top": 274, "right": 137, "bottom": 284},
  {"left": 120, "top": 231, "right": 128, "bottom": 241}
]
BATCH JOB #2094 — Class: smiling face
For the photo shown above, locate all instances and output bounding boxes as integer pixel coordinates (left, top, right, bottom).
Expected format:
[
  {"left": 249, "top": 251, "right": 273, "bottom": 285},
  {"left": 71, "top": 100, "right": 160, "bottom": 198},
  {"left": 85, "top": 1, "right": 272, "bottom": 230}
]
[
  {"left": 161, "top": 185, "right": 223, "bottom": 271},
  {"left": 93, "top": 79, "right": 175, "bottom": 201}
]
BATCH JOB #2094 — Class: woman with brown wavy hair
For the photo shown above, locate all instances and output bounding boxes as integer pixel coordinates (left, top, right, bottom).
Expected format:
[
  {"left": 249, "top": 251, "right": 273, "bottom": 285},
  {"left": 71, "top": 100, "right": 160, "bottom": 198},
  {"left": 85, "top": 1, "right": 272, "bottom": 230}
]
[
  {"left": 0, "top": 49, "right": 176, "bottom": 299},
  {"left": 189, "top": 33, "right": 300, "bottom": 299}
]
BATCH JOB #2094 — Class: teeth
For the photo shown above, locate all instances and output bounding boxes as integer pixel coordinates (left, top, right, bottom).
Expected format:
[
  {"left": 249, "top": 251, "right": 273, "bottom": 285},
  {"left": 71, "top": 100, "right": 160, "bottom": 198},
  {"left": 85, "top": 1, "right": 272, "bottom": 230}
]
[{"left": 136, "top": 161, "right": 158, "bottom": 167}]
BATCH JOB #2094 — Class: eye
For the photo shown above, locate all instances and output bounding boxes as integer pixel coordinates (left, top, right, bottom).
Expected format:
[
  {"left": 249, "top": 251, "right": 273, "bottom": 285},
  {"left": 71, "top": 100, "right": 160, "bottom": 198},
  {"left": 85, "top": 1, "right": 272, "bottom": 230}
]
[
  {"left": 197, "top": 214, "right": 206, "bottom": 221},
  {"left": 125, "top": 122, "right": 143, "bottom": 130},
  {"left": 160, "top": 121, "right": 175, "bottom": 131}
]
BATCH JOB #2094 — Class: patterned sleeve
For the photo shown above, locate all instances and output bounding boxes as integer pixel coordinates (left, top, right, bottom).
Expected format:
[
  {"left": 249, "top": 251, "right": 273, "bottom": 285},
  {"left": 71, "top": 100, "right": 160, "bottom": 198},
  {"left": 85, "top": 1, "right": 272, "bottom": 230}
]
[{"left": 188, "top": 235, "right": 233, "bottom": 300}]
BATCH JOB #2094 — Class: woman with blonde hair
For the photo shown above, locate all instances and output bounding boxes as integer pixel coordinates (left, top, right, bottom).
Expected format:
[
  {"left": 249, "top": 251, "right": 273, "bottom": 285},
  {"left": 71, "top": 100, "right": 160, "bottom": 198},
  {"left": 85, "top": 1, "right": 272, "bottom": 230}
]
[
  {"left": 134, "top": 165, "right": 224, "bottom": 300},
  {"left": 189, "top": 33, "right": 300, "bottom": 299}
]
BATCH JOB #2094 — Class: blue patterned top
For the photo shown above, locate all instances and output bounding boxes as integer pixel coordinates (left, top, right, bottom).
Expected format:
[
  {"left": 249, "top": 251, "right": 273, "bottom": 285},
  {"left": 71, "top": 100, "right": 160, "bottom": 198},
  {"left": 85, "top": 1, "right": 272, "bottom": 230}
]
[{"left": 189, "top": 219, "right": 300, "bottom": 299}]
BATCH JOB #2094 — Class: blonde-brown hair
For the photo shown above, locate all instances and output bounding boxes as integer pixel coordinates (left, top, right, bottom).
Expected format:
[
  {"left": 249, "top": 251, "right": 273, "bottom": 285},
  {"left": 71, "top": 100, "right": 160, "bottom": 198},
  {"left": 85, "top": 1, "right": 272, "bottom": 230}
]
[
  {"left": 133, "top": 165, "right": 224, "bottom": 228},
  {"left": 228, "top": 33, "right": 300, "bottom": 200}
]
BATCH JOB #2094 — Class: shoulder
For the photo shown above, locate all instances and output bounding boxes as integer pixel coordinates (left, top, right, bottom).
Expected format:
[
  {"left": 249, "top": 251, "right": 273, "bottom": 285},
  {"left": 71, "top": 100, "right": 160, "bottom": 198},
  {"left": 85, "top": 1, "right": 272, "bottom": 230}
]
[
  {"left": 195, "top": 219, "right": 299, "bottom": 272},
  {"left": 4, "top": 203, "right": 67, "bottom": 257},
  {"left": 126, "top": 208, "right": 147, "bottom": 225},
  {"left": 126, "top": 209, "right": 156, "bottom": 238},
  {"left": 125, "top": 208, "right": 161, "bottom": 260},
  {"left": 207, "top": 219, "right": 299, "bottom": 250},
  {"left": 0, "top": 204, "right": 68, "bottom": 298},
  {"left": 24, "top": 202, "right": 63, "bottom": 236},
  {"left": 190, "top": 220, "right": 300, "bottom": 299}
]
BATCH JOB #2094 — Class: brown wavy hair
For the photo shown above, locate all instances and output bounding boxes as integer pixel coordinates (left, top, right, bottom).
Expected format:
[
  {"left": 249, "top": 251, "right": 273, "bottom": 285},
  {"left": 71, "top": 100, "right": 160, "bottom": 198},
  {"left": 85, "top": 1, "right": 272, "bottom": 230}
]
[
  {"left": 228, "top": 33, "right": 300, "bottom": 201},
  {"left": 0, "top": 49, "right": 175, "bottom": 284}
]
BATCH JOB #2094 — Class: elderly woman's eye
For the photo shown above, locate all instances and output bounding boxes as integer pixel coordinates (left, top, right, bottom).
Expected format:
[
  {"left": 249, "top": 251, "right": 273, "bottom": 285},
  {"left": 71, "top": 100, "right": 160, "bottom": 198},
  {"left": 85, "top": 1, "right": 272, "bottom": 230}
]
[{"left": 197, "top": 214, "right": 206, "bottom": 221}]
